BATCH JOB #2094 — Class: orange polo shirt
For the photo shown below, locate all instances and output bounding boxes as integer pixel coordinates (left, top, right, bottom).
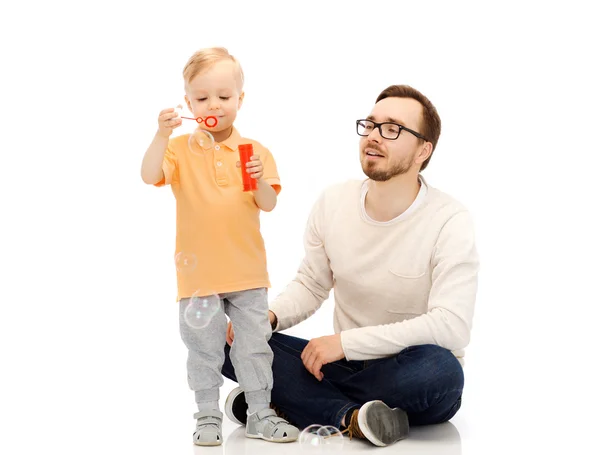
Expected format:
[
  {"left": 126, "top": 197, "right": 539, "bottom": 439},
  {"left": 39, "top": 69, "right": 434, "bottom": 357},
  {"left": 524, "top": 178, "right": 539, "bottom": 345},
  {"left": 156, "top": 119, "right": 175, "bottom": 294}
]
[{"left": 154, "top": 127, "right": 281, "bottom": 301}]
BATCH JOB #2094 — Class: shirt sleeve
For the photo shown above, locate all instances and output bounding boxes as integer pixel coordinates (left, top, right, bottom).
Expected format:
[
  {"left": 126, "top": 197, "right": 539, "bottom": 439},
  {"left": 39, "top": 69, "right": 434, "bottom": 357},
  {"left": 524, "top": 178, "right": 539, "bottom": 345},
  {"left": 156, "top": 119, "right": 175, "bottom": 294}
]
[
  {"left": 260, "top": 147, "right": 281, "bottom": 195},
  {"left": 153, "top": 140, "right": 178, "bottom": 187},
  {"left": 340, "top": 210, "right": 480, "bottom": 360},
  {"left": 269, "top": 189, "right": 334, "bottom": 330}
]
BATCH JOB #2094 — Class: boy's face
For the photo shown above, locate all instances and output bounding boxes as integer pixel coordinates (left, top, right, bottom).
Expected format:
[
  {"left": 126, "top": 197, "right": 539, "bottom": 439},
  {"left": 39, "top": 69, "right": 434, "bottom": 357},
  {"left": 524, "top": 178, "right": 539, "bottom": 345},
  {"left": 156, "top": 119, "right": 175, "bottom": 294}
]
[{"left": 184, "top": 60, "right": 244, "bottom": 134}]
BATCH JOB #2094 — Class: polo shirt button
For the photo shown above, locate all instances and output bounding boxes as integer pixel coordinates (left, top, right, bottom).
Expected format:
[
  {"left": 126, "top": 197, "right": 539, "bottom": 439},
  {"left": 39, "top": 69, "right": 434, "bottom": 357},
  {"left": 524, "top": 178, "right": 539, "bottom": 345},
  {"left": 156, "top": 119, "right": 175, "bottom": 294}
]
[
  {"left": 216, "top": 161, "right": 222, "bottom": 166},
  {"left": 215, "top": 145, "right": 221, "bottom": 150}
]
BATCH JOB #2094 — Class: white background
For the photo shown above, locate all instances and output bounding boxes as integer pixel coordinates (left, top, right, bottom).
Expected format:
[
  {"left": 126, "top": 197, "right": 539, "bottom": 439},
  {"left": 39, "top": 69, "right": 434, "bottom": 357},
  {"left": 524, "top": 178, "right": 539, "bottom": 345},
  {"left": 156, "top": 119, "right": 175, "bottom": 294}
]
[{"left": 1, "top": 1, "right": 599, "bottom": 454}]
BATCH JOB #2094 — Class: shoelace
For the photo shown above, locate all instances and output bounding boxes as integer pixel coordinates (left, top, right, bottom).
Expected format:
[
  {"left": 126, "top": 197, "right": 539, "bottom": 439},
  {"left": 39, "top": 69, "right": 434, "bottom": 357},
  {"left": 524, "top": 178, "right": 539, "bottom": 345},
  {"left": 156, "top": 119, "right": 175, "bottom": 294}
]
[{"left": 339, "top": 410, "right": 365, "bottom": 440}]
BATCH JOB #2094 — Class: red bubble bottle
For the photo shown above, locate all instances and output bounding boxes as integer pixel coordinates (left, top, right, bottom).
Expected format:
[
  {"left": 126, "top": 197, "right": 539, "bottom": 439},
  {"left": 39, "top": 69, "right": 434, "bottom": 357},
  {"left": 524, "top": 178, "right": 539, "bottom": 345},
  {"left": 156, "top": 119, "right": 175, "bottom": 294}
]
[{"left": 238, "top": 144, "right": 258, "bottom": 191}]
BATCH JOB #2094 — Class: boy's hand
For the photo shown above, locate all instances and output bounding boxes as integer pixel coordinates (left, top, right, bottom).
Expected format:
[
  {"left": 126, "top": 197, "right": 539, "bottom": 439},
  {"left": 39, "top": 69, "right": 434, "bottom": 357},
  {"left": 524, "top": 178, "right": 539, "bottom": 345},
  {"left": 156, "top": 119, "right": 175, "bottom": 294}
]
[
  {"left": 157, "top": 107, "right": 182, "bottom": 138},
  {"left": 236, "top": 154, "right": 263, "bottom": 180}
]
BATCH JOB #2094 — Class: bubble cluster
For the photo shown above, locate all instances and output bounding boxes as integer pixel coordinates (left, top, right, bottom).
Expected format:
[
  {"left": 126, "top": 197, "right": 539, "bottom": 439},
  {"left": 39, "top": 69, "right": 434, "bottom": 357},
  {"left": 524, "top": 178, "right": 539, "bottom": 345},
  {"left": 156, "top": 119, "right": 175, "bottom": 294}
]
[{"left": 299, "top": 424, "right": 345, "bottom": 452}]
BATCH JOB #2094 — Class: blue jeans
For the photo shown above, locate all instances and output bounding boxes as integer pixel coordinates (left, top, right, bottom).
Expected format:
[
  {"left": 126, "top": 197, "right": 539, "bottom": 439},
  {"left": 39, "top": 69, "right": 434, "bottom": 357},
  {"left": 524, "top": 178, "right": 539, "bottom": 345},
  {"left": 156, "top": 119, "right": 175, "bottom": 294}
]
[{"left": 222, "top": 332, "right": 464, "bottom": 429}]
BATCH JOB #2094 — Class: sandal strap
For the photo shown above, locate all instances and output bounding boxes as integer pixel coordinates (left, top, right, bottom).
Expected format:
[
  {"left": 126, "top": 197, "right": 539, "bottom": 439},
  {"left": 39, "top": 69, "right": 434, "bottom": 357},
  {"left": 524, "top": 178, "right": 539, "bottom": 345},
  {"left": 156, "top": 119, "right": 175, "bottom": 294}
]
[
  {"left": 253, "top": 408, "right": 294, "bottom": 436},
  {"left": 255, "top": 409, "right": 288, "bottom": 425},
  {"left": 193, "top": 410, "right": 223, "bottom": 427}
]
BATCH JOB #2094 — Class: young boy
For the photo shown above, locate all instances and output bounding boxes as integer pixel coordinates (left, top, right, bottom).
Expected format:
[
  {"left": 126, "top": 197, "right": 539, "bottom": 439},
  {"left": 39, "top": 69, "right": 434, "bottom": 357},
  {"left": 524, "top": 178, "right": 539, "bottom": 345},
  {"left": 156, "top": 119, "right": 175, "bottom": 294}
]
[{"left": 140, "top": 47, "right": 299, "bottom": 446}]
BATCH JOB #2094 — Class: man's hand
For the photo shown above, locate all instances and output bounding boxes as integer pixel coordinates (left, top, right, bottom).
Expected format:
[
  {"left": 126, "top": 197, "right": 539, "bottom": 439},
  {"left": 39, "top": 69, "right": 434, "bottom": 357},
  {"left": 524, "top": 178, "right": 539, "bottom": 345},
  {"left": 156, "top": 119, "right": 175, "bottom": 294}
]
[
  {"left": 300, "top": 334, "right": 345, "bottom": 381},
  {"left": 226, "top": 320, "right": 235, "bottom": 346},
  {"left": 226, "top": 311, "right": 276, "bottom": 346}
]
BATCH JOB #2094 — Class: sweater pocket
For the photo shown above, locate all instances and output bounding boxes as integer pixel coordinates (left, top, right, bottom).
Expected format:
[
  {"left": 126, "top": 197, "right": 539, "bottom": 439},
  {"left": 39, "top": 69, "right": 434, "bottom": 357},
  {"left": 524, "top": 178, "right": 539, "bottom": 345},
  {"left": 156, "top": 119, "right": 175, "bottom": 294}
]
[
  {"left": 385, "top": 267, "right": 431, "bottom": 314},
  {"left": 388, "top": 269, "right": 427, "bottom": 279}
]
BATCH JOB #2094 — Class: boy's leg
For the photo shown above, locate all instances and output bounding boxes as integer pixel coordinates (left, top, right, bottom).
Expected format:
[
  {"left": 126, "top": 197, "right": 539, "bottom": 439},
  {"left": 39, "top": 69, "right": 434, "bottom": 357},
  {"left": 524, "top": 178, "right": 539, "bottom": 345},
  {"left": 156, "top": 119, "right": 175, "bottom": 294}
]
[
  {"left": 179, "top": 297, "right": 227, "bottom": 410},
  {"left": 222, "top": 332, "right": 363, "bottom": 429},
  {"left": 333, "top": 344, "right": 464, "bottom": 426},
  {"left": 222, "top": 288, "right": 273, "bottom": 412},
  {"left": 225, "top": 288, "right": 300, "bottom": 442},
  {"left": 179, "top": 297, "right": 227, "bottom": 445}
]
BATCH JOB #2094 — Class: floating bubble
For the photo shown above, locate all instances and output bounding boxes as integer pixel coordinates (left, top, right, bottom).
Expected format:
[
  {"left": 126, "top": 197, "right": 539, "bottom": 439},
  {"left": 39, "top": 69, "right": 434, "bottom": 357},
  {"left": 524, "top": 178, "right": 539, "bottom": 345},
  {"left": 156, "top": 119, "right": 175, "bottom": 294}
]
[
  {"left": 174, "top": 252, "right": 197, "bottom": 273},
  {"left": 174, "top": 104, "right": 183, "bottom": 118},
  {"left": 183, "top": 291, "right": 221, "bottom": 329},
  {"left": 318, "top": 425, "right": 345, "bottom": 450},
  {"left": 299, "top": 424, "right": 345, "bottom": 452},
  {"left": 188, "top": 128, "right": 215, "bottom": 156},
  {"left": 299, "top": 424, "right": 324, "bottom": 448}
]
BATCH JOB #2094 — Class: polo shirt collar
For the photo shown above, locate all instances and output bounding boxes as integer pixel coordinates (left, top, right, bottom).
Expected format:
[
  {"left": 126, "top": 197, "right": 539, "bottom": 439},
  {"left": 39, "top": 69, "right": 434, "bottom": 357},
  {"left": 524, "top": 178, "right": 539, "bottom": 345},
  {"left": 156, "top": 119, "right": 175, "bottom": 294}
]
[{"left": 220, "top": 127, "right": 243, "bottom": 152}]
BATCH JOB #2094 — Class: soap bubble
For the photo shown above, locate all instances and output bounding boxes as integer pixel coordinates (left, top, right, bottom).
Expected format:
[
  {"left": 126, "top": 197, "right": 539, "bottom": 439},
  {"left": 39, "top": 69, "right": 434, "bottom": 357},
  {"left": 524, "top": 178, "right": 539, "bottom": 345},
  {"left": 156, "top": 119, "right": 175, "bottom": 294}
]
[
  {"left": 183, "top": 291, "right": 221, "bottom": 329},
  {"left": 188, "top": 128, "right": 215, "bottom": 156},
  {"left": 175, "top": 252, "right": 197, "bottom": 273},
  {"left": 299, "top": 424, "right": 345, "bottom": 452}
]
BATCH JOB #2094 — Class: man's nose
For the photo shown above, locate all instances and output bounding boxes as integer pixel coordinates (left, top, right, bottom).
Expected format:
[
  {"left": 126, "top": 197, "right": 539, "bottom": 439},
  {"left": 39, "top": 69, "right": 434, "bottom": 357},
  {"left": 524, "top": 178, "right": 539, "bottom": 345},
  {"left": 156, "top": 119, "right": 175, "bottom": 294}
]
[{"left": 367, "top": 127, "right": 382, "bottom": 142}]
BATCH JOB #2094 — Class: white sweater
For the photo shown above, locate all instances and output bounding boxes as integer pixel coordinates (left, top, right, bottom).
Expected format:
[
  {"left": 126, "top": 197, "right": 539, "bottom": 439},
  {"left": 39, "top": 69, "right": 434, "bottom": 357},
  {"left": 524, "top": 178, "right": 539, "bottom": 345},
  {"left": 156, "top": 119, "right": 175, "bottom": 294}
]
[{"left": 269, "top": 177, "right": 479, "bottom": 365}]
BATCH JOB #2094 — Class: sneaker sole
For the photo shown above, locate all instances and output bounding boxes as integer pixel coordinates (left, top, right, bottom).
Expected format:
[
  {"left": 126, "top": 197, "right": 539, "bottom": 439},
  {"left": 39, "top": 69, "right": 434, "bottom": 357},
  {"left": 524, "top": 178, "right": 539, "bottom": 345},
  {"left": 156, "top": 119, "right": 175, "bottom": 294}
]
[
  {"left": 357, "top": 400, "right": 409, "bottom": 447},
  {"left": 224, "top": 387, "right": 247, "bottom": 426}
]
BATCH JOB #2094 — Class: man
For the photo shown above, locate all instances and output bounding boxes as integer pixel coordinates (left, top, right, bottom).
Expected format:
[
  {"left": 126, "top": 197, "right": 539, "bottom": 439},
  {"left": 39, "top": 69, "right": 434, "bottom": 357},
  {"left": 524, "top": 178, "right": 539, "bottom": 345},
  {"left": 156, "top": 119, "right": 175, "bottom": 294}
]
[{"left": 222, "top": 85, "right": 479, "bottom": 447}]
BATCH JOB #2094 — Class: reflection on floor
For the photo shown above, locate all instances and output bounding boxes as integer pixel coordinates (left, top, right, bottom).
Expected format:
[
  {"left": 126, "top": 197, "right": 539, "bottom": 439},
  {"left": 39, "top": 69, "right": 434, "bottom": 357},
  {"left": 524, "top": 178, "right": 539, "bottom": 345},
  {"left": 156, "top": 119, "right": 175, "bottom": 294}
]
[{"left": 191, "top": 415, "right": 462, "bottom": 455}]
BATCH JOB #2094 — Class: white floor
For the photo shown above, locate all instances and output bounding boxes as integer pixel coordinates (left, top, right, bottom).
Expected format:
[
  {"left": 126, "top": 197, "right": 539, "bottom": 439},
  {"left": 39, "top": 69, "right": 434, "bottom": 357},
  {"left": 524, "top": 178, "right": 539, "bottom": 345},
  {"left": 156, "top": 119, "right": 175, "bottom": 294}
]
[
  {"left": 192, "top": 379, "right": 464, "bottom": 455},
  {"left": 213, "top": 412, "right": 462, "bottom": 455}
]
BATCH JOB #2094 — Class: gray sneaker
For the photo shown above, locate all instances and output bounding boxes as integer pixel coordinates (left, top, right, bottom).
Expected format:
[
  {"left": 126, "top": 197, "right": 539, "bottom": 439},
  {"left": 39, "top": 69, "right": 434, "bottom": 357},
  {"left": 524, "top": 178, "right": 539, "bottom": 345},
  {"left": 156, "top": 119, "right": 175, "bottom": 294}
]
[
  {"left": 357, "top": 400, "right": 409, "bottom": 447},
  {"left": 245, "top": 408, "right": 299, "bottom": 443},
  {"left": 224, "top": 386, "right": 247, "bottom": 426},
  {"left": 193, "top": 409, "right": 223, "bottom": 446}
]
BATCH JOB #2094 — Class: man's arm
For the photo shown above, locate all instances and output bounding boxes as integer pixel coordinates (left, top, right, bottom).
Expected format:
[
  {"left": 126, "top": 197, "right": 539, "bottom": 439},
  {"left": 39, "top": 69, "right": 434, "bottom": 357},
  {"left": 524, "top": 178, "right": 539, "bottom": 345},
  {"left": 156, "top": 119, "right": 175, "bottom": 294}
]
[
  {"left": 269, "top": 190, "right": 334, "bottom": 331},
  {"left": 340, "top": 210, "right": 479, "bottom": 360}
]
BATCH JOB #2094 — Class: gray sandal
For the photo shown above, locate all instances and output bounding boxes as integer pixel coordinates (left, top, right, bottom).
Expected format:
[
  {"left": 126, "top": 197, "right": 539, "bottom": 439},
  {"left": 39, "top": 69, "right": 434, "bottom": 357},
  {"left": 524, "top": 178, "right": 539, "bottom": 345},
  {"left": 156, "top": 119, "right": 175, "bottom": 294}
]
[
  {"left": 193, "top": 409, "right": 223, "bottom": 446},
  {"left": 245, "top": 408, "right": 299, "bottom": 443}
]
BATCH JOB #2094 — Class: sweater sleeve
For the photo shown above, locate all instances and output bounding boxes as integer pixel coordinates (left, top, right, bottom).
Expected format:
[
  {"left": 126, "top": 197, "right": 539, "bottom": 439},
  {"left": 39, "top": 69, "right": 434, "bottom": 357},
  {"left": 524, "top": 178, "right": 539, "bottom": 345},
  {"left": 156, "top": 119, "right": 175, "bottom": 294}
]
[
  {"left": 269, "top": 190, "right": 334, "bottom": 331},
  {"left": 340, "top": 210, "right": 479, "bottom": 360}
]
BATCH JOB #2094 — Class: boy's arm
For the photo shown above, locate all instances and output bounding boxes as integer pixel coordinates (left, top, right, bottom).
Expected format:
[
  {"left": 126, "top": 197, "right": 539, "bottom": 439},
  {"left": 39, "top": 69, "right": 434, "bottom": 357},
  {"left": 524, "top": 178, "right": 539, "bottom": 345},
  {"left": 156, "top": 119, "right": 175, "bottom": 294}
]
[
  {"left": 141, "top": 132, "right": 168, "bottom": 184},
  {"left": 252, "top": 179, "right": 277, "bottom": 211},
  {"left": 244, "top": 148, "right": 280, "bottom": 211},
  {"left": 141, "top": 108, "right": 181, "bottom": 184}
]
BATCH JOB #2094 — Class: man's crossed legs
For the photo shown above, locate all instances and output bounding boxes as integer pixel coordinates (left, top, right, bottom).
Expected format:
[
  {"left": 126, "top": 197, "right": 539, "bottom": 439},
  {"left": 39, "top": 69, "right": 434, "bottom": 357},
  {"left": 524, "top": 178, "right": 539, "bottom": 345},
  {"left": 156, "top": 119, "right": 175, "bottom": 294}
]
[{"left": 222, "top": 332, "right": 463, "bottom": 447}]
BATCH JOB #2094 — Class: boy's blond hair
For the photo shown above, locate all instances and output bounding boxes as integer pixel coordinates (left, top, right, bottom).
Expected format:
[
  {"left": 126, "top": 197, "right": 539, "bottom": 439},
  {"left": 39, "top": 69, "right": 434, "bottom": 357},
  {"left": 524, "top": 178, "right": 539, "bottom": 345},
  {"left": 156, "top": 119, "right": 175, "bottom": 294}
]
[{"left": 183, "top": 47, "right": 244, "bottom": 91}]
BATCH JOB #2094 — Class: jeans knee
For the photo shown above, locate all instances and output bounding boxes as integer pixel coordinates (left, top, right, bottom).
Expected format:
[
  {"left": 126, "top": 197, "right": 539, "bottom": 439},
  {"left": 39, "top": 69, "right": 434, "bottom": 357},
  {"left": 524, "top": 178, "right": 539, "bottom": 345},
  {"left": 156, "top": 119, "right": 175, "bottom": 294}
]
[{"left": 398, "top": 344, "right": 464, "bottom": 390}]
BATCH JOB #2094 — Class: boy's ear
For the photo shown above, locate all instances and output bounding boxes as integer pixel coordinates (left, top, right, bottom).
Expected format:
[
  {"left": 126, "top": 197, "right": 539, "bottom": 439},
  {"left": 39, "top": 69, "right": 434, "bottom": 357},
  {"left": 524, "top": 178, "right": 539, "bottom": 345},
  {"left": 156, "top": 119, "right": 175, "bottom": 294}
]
[
  {"left": 238, "top": 92, "right": 245, "bottom": 109},
  {"left": 184, "top": 94, "right": 192, "bottom": 112}
]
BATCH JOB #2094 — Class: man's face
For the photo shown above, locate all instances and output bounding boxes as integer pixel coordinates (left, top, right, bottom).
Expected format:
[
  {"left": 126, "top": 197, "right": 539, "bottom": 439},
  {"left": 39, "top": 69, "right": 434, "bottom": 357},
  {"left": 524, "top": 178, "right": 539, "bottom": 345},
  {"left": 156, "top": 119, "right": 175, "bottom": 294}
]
[{"left": 359, "top": 97, "right": 426, "bottom": 181}]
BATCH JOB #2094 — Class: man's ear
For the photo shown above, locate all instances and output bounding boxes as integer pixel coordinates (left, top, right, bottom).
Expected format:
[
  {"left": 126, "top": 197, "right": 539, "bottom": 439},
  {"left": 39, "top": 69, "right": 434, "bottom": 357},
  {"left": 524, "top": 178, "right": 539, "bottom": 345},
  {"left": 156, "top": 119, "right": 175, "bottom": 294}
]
[{"left": 416, "top": 142, "right": 433, "bottom": 166}]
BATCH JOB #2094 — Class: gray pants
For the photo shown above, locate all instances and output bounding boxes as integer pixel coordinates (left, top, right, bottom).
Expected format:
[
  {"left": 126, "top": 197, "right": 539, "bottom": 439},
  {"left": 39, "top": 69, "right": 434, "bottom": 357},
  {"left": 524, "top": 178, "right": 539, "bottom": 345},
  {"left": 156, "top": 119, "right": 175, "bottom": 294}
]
[{"left": 179, "top": 288, "right": 273, "bottom": 406}]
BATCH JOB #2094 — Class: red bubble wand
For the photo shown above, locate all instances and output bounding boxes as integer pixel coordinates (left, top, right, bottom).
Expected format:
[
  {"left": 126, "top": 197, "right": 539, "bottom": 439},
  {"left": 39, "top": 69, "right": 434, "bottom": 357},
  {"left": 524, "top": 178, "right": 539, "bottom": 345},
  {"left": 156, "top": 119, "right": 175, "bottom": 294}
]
[{"left": 180, "top": 115, "right": 218, "bottom": 128}]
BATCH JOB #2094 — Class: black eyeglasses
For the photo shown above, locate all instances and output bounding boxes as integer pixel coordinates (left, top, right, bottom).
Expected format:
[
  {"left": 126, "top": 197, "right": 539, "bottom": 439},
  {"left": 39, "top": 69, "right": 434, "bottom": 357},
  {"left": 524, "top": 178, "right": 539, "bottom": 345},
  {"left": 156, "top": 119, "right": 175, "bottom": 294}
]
[{"left": 356, "top": 119, "right": 428, "bottom": 141}]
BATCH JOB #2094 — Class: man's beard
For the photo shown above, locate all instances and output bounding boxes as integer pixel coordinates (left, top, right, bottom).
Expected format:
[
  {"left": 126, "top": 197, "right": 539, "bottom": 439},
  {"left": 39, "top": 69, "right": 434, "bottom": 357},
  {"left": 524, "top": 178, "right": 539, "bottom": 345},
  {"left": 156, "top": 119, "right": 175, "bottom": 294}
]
[{"left": 362, "top": 154, "right": 414, "bottom": 181}]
